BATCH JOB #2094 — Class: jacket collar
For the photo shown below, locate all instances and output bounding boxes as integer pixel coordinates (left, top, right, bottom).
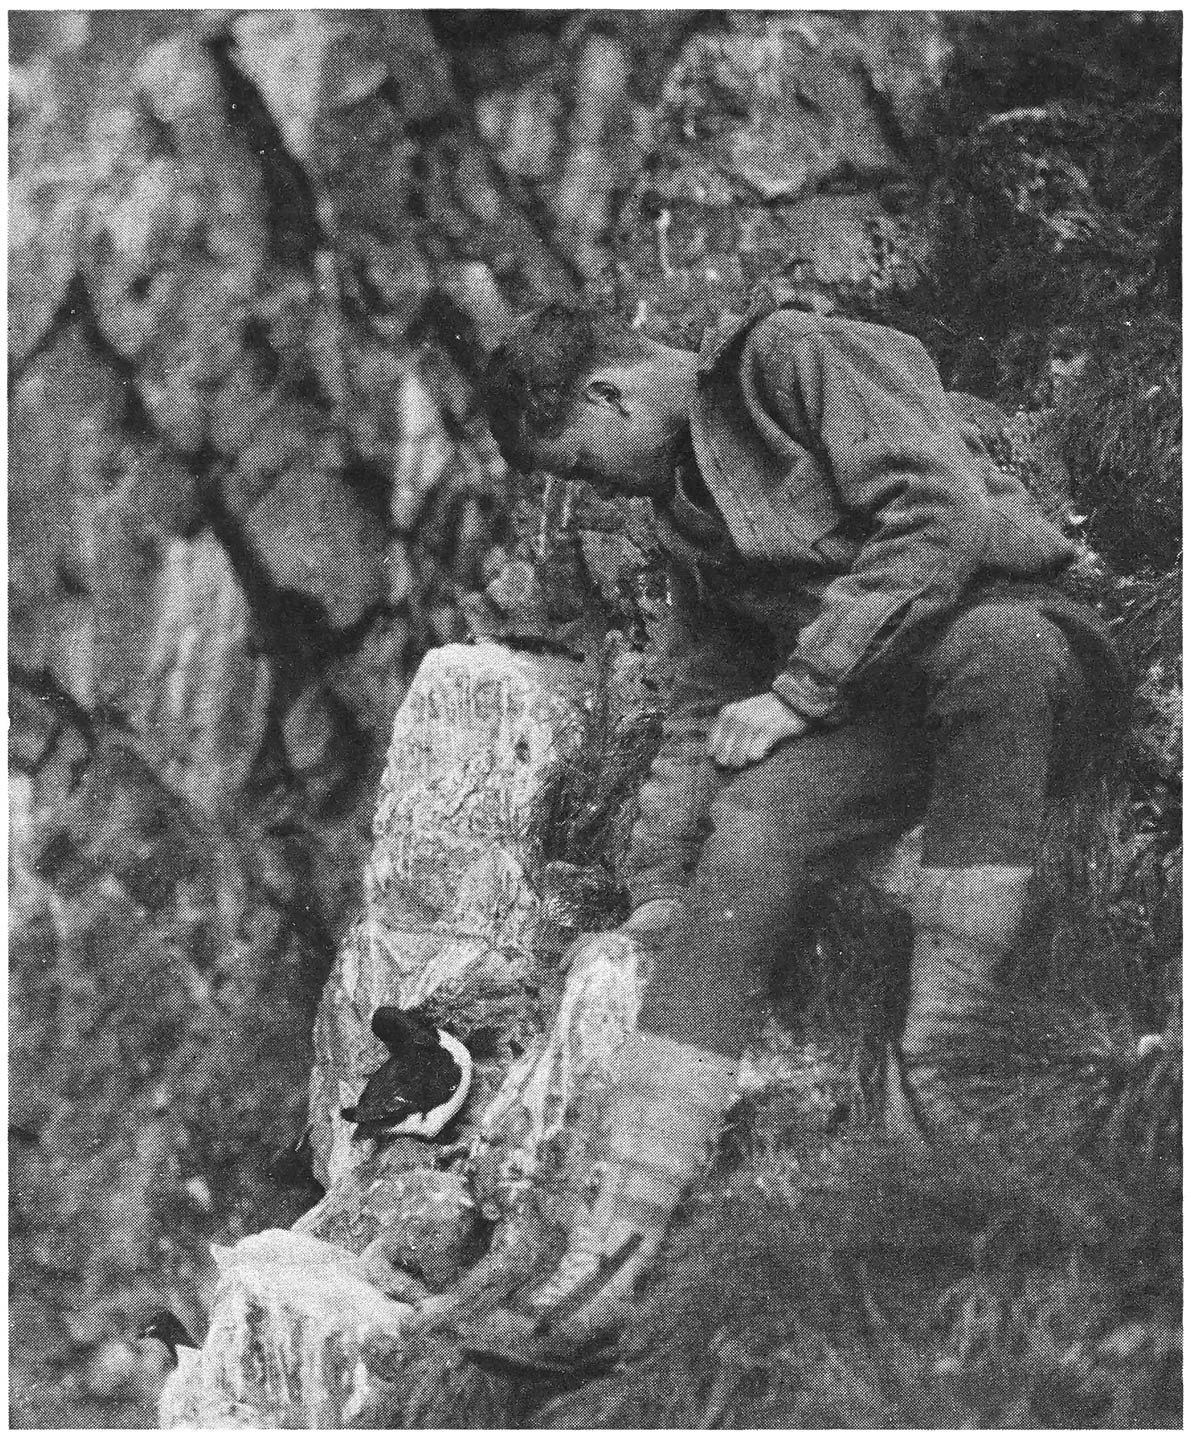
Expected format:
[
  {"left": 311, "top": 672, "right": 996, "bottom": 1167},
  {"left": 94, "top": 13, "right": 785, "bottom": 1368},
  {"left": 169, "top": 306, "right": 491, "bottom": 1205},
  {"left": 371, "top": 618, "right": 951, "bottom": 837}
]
[
  {"left": 696, "top": 310, "right": 750, "bottom": 376},
  {"left": 696, "top": 292, "right": 835, "bottom": 376}
]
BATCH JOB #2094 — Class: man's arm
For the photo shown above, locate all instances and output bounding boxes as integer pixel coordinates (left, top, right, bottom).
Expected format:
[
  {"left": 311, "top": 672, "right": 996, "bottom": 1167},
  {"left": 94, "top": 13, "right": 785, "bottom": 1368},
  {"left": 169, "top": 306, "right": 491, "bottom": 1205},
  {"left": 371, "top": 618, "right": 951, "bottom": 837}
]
[
  {"left": 621, "top": 557, "right": 733, "bottom": 911},
  {"left": 751, "top": 313, "right": 994, "bottom": 720}
]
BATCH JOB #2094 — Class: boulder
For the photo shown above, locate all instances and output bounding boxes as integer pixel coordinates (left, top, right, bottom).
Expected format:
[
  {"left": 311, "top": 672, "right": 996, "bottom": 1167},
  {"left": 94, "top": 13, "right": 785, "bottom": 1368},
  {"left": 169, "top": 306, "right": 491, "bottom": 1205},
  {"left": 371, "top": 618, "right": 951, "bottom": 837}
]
[
  {"left": 295, "top": 1166, "right": 478, "bottom": 1290},
  {"left": 157, "top": 1231, "right": 415, "bottom": 1428}
]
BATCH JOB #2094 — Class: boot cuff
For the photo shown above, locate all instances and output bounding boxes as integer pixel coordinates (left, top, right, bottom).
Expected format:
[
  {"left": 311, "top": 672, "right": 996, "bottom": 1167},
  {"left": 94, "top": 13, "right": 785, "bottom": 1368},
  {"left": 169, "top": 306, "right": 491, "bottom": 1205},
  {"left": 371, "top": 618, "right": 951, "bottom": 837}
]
[
  {"left": 909, "top": 865, "right": 1033, "bottom": 950},
  {"left": 617, "top": 1030, "right": 740, "bottom": 1114}
]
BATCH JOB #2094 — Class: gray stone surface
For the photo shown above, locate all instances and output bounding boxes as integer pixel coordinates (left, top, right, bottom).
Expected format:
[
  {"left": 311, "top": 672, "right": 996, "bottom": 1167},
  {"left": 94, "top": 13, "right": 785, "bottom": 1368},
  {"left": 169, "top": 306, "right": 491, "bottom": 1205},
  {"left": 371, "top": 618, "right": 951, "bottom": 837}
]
[{"left": 295, "top": 1166, "right": 477, "bottom": 1290}]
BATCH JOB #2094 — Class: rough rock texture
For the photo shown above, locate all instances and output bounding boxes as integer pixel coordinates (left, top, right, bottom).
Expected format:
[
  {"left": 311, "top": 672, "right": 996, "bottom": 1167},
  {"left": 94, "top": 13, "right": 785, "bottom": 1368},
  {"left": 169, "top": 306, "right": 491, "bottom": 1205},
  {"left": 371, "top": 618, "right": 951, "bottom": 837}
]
[{"left": 614, "top": 14, "right": 949, "bottom": 340}]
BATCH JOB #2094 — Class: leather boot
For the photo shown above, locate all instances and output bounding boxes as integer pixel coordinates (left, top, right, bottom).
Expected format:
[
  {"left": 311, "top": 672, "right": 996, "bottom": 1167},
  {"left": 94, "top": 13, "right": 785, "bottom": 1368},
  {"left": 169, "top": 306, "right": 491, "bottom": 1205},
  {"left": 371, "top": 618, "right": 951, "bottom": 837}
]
[
  {"left": 885, "top": 865, "right": 1032, "bottom": 1142},
  {"left": 456, "top": 1030, "right": 739, "bottom": 1370}
]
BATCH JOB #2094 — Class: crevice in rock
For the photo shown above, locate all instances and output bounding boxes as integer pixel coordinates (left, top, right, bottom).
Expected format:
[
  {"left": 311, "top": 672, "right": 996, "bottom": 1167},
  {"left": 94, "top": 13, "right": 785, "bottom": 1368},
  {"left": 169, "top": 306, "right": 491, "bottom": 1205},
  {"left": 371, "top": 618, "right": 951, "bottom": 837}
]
[
  {"left": 205, "top": 31, "right": 325, "bottom": 272},
  {"left": 339, "top": 454, "right": 396, "bottom": 527},
  {"left": 408, "top": 290, "right": 485, "bottom": 382},
  {"left": 411, "top": 16, "right": 586, "bottom": 296},
  {"left": 194, "top": 458, "right": 377, "bottom": 678},
  {"left": 240, "top": 316, "right": 283, "bottom": 390},
  {"left": 8, "top": 273, "right": 88, "bottom": 393},
  {"left": 856, "top": 59, "right": 916, "bottom": 164},
  {"left": 61, "top": 274, "right": 156, "bottom": 438},
  {"left": 10, "top": 272, "right": 153, "bottom": 450}
]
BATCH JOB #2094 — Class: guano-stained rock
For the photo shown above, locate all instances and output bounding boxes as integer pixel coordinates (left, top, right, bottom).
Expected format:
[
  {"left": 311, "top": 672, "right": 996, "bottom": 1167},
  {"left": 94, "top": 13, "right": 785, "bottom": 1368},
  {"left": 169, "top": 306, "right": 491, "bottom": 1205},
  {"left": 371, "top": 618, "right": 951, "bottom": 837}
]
[{"left": 158, "top": 1230, "right": 414, "bottom": 1429}]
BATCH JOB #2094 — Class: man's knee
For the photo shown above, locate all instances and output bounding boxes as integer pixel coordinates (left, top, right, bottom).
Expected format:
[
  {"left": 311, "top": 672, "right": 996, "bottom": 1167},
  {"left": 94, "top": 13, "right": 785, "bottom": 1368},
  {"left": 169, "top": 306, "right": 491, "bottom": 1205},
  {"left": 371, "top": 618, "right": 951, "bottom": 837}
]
[
  {"left": 927, "top": 604, "right": 1076, "bottom": 718},
  {"left": 704, "top": 752, "right": 816, "bottom": 862}
]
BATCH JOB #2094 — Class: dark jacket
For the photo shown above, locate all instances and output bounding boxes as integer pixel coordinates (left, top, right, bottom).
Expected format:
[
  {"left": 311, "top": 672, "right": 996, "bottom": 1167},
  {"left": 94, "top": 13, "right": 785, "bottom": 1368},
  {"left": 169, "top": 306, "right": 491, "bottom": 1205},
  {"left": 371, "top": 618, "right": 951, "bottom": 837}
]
[{"left": 658, "top": 307, "right": 1081, "bottom": 720}]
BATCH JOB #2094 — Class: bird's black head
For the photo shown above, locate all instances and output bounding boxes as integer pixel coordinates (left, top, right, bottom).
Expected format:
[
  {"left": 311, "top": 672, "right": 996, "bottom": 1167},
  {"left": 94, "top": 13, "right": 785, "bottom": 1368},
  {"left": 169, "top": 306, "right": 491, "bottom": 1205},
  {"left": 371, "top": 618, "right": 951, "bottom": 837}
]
[
  {"left": 137, "top": 1310, "right": 196, "bottom": 1362},
  {"left": 371, "top": 1005, "right": 439, "bottom": 1052}
]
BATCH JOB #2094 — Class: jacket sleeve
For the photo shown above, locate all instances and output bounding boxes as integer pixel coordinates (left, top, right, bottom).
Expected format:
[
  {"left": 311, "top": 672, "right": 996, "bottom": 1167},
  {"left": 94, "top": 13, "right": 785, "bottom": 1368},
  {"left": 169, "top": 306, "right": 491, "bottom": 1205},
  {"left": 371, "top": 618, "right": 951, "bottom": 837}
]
[
  {"left": 754, "top": 315, "right": 994, "bottom": 721},
  {"left": 622, "top": 558, "right": 734, "bottom": 910}
]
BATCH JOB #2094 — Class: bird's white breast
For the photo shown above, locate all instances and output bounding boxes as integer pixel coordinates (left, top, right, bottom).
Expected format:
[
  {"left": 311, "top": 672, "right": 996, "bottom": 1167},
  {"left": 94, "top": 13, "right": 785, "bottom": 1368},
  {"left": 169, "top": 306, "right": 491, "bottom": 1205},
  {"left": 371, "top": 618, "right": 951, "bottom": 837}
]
[{"left": 390, "top": 1029, "right": 472, "bottom": 1140}]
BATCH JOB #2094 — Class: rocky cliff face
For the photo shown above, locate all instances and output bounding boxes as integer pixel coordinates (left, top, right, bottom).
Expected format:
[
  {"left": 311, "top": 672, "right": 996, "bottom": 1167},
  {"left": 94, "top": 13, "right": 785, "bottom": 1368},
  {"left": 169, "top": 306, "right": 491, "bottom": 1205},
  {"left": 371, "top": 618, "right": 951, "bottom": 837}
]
[{"left": 10, "top": 11, "right": 1179, "bottom": 1427}]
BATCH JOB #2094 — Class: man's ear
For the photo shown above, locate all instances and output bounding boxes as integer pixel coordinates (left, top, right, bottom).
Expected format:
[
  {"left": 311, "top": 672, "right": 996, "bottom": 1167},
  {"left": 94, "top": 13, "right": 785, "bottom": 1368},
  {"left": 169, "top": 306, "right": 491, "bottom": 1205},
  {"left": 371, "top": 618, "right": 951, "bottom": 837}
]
[{"left": 583, "top": 377, "right": 630, "bottom": 416}]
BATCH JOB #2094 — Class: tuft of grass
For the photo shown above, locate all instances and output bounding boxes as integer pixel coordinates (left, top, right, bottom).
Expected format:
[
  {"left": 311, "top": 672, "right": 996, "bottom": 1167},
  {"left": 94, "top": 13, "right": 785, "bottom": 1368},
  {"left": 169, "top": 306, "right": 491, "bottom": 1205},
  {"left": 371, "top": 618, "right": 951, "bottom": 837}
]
[
  {"left": 535, "top": 640, "right": 663, "bottom": 882},
  {"left": 1053, "top": 319, "right": 1181, "bottom": 573},
  {"left": 531, "top": 1071, "right": 1181, "bottom": 1428}
]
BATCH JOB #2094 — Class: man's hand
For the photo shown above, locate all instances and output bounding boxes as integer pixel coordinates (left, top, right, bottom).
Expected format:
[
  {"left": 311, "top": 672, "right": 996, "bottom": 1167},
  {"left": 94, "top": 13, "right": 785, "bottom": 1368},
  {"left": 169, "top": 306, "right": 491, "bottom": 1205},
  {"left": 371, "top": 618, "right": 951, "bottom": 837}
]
[{"left": 709, "top": 692, "right": 810, "bottom": 768}]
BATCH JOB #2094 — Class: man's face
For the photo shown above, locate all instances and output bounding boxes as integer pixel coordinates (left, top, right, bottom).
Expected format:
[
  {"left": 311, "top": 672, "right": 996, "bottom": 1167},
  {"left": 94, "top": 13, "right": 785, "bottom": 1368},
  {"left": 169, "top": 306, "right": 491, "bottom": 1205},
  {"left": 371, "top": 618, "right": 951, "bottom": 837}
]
[{"left": 530, "top": 360, "right": 686, "bottom": 499}]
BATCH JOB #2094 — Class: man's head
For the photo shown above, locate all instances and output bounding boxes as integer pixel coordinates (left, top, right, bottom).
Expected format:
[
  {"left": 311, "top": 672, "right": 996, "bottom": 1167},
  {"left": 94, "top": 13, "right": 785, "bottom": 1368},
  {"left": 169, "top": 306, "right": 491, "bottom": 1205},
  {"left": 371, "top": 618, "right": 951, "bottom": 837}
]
[{"left": 482, "top": 303, "right": 697, "bottom": 497}]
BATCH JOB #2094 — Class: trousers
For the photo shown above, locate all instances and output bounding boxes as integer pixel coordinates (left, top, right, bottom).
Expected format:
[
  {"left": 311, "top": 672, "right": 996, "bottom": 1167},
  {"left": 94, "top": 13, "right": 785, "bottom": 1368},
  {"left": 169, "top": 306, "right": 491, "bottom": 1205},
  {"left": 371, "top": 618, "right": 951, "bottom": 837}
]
[{"left": 625, "top": 585, "right": 1117, "bottom": 1060}]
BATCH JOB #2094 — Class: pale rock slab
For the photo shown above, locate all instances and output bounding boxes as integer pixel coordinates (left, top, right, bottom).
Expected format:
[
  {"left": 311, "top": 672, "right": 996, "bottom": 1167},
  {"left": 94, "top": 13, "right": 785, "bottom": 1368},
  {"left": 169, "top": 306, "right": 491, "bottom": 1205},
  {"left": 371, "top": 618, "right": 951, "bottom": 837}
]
[
  {"left": 477, "top": 931, "right": 646, "bottom": 1192},
  {"left": 310, "top": 642, "right": 586, "bottom": 1187},
  {"left": 131, "top": 531, "right": 272, "bottom": 814},
  {"left": 158, "top": 1231, "right": 414, "bottom": 1428}
]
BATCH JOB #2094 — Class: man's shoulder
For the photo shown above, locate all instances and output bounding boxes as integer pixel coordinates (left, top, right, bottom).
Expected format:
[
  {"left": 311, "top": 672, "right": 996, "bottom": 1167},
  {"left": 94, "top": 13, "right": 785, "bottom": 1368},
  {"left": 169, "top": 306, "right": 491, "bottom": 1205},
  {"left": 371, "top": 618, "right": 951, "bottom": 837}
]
[
  {"left": 747, "top": 306, "right": 926, "bottom": 358},
  {"left": 736, "top": 309, "right": 942, "bottom": 407},
  {"left": 699, "top": 303, "right": 938, "bottom": 398}
]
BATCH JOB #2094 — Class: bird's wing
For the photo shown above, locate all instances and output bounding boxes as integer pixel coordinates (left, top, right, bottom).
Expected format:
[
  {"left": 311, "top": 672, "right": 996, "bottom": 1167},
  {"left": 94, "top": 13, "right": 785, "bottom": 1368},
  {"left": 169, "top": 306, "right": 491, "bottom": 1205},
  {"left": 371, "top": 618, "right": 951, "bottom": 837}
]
[
  {"left": 390, "top": 1031, "right": 472, "bottom": 1138},
  {"left": 351, "top": 1062, "right": 414, "bottom": 1120},
  {"left": 397, "top": 1044, "right": 462, "bottom": 1114}
]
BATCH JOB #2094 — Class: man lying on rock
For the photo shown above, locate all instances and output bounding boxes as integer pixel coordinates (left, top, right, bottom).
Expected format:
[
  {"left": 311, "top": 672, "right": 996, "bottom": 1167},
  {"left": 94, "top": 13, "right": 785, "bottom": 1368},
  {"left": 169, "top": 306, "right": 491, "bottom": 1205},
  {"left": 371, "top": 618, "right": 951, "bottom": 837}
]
[{"left": 462, "top": 299, "right": 1124, "bottom": 1368}]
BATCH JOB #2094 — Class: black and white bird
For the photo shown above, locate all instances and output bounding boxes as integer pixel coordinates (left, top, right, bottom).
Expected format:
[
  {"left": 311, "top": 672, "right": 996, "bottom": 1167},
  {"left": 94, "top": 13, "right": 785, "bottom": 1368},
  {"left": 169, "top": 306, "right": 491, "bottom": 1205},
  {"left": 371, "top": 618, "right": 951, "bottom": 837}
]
[{"left": 342, "top": 1006, "right": 472, "bottom": 1142}]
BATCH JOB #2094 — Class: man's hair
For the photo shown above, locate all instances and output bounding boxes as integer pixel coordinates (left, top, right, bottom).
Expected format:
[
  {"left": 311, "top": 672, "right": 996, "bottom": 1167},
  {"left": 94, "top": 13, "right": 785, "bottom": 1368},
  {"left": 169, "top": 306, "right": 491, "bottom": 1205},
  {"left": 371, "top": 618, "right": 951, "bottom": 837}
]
[{"left": 482, "top": 303, "right": 652, "bottom": 468}]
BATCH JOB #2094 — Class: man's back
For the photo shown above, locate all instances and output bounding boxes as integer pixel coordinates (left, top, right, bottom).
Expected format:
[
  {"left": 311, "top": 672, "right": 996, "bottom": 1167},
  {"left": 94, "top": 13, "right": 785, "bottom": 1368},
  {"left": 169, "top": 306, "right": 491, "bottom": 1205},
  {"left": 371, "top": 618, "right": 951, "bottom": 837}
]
[{"left": 670, "top": 306, "right": 1079, "bottom": 717}]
